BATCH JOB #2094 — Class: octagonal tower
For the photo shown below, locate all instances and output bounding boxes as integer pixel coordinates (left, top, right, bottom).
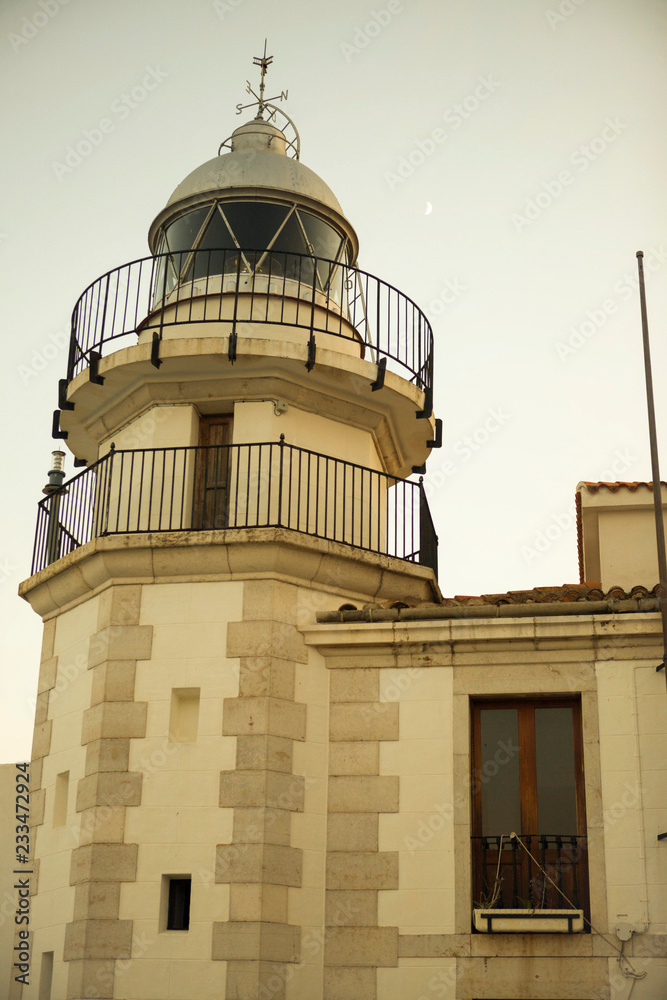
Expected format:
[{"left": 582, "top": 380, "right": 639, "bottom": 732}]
[{"left": 20, "top": 68, "right": 439, "bottom": 1000}]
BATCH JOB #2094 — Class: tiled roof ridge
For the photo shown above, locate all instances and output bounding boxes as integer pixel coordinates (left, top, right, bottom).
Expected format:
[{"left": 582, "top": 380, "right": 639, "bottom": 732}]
[
  {"left": 581, "top": 480, "right": 667, "bottom": 494},
  {"left": 374, "top": 583, "right": 659, "bottom": 610},
  {"left": 319, "top": 586, "right": 661, "bottom": 624}
]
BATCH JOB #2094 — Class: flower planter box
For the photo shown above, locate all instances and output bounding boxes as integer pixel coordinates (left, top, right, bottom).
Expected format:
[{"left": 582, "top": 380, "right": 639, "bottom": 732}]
[{"left": 473, "top": 908, "right": 584, "bottom": 933}]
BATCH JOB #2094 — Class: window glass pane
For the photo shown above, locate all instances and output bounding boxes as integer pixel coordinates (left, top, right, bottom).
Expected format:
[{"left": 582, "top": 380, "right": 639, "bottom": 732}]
[
  {"left": 299, "top": 212, "right": 344, "bottom": 261},
  {"left": 325, "top": 264, "right": 347, "bottom": 306},
  {"left": 152, "top": 235, "right": 173, "bottom": 299},
  {"left": 270, "top": 213, "right": 309, "bottom": 264},
  {"left": 262, "top": 214, "right": 313, "bottom": 281},
  {"left": 165, "top": 207, "right": 211, "bottom": 253},
  {"left": 192, "top": 210, "right": 237, "bottom": 280},
  {"left": 480, "top": 708, "right": 521, "bottom": 837},
  {"left": 222, "top": 202, "right": 290, "bottom": 253},
  {"left": 198, "top": 210, "right": 237, "bottom": 251},
  {"left": 299, "top": 213, "right": 349, "bottom": 297},
  {"left": 535, "top": 707, "right": 577, "bottom": 834}
]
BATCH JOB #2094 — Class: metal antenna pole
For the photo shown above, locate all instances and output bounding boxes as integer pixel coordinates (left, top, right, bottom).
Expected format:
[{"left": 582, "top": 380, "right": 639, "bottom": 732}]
[
  {"left": 252, "top": 39, "right": 273, "bottom": 118},
  {"left": 636, "top": 250, "right": 667, "bottom": 674}
]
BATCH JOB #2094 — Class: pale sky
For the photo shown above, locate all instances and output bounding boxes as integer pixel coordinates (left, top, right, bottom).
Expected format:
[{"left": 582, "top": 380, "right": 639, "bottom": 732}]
[{"left": 2, "top": 0, "right": 666, "bottom": 760}]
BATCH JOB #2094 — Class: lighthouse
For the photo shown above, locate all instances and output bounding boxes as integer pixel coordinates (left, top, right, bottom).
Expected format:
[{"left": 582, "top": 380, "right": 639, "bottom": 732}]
[{"left": 20, "top": 52, "right": 439, "bottom": 1000}]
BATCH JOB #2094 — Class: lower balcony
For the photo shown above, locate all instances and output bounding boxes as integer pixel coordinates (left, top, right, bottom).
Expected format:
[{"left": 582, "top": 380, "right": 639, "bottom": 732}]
[
  {"left": 472, "top": 834, "right": 589, "bottom": 933},
  {"left": 32, "top": 438, "right": 438, "bottom": 579}
]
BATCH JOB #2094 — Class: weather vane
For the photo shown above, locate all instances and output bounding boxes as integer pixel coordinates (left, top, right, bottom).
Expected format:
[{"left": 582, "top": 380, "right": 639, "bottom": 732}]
[{"left": 236, "top": 40, "right": 288, "bottom": 120}]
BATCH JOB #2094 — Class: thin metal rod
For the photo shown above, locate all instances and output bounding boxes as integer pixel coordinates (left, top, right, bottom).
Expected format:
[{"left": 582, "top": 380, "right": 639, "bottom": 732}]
[{"left": 637, "top": 250, "right": 667, "bottom": 673}]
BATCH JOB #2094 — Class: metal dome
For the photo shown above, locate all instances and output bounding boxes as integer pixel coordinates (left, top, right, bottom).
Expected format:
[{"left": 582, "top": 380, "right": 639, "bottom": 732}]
[{"left": 148, "top": 120, "right": 358, "bottom": 261}]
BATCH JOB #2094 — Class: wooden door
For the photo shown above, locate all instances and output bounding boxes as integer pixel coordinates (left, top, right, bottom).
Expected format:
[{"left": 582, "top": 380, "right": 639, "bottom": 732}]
[{"left": 194, "top": 416, "right": 232, "bottom": 529}]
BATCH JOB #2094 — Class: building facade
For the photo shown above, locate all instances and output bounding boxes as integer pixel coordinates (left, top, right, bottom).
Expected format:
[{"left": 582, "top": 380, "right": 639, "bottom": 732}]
[{"left": 14, "top": 80, "right": 667, "bottom": 1000}]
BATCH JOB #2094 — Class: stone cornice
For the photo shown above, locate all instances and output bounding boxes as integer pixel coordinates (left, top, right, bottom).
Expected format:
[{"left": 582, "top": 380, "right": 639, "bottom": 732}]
[
  {"left": 19, "top": 528, "right": 439, "bottom": 619},
  {"left": 302, "top": 610, "right": 662, "bottom": 659}
]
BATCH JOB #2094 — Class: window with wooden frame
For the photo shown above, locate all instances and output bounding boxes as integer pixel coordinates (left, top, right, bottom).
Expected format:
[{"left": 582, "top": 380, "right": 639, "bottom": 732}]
[
  {"left": 194, "top": 415, "right": 232, "bottom": 529},
  {"left": 471, "top": 698, "right": 589, "bottom": 919}
]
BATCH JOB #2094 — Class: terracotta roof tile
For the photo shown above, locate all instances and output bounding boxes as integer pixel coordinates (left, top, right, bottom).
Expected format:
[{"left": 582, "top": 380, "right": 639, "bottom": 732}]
[
  {"left": 581, "top": 480, "right": 667, "bottom": 493},
  {"left": 376, "top": 583, "right": 659, "bottom": 610}
]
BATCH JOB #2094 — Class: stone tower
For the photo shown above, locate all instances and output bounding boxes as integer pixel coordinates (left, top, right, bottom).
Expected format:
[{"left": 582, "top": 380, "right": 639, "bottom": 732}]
[{"left": 20, "top": 66, "right": 439, "bottom": 1000}]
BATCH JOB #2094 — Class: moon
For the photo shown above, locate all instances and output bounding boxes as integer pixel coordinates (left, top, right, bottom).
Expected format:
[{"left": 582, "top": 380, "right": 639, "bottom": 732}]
[{"left": 425, "top": 201, "right": 433, "bottom": 215}]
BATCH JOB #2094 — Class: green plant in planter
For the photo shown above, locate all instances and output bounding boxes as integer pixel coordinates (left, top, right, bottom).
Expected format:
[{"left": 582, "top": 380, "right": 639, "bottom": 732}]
[
  {"left": 474, "top": 876, "right": 503, "bottom": 910},
  {"left": 474, "top": 834, "right": 508, "bottom": 910}
]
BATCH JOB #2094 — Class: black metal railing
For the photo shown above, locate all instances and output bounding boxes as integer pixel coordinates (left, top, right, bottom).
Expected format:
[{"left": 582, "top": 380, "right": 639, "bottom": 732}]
[
  {"left": 31, "top": 439, "right": 438, "bottom": 577},
  {"left": 65, "top": 248, "right": 433, "bottom": 396},
  {"left": 472, "top": 835, "right": 588, "bottom": 916}
]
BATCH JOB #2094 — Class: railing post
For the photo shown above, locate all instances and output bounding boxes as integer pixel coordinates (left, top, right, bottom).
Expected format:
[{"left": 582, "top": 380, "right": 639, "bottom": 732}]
[
  {"left": 277, "top": 434, "right": 285, "bottom": 527},
  {"left": 306, "top": 262, "right": 317, "bottom": 371},
  {"left": 157, "top": 251, "right": 169, "bottom": 346},
  {"left": 98, "top": 272, "right": 111, "bottom": 353},
  {"left": 44, "top": 489, "right": 64, "bottom": 566},
  {"left": 231, "top": 250, "right": 242, "bottom": 341},
  {"left": 67, "top": 305, "right": 79, "bottom": 383},
  {"left": 376, "top": 279, "right": 381, "bottom": 367},
  {"left": 571, "top": 837, "right": 580, "bottom": 909},
  {"left": 418, "top": 477, "right": 439, "bottom": 577},
  {"left": 102, "top": 443, "right": 116, "bottom": 536}
]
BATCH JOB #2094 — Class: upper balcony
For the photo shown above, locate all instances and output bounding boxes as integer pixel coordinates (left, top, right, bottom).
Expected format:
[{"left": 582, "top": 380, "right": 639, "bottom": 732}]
[
  {"left": 63, "top": 247, "right": 434, "bottom": 413},
  {"left": 30, "top": 438, "right": 439, "bottom": 584}
]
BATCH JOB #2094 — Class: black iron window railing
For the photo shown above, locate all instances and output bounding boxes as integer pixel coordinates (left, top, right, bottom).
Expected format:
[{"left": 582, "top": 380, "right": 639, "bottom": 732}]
[
  {"left": 472, "top": 834, "right": 589, "bottom": 916},
  {"left": 32, "top": 438, "right": 438, "bottom": 577},
  {"left": 65, "top": 248, "right": 433, "bottom": 397}
]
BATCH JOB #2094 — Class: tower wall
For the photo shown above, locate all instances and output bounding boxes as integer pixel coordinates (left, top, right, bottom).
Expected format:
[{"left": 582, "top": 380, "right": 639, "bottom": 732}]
[
  {"left": 21, "top": 521, "right": 437, "bottom": 999},
  {"left": 20, "top": 94, "right": 440, "bottom": 999}
]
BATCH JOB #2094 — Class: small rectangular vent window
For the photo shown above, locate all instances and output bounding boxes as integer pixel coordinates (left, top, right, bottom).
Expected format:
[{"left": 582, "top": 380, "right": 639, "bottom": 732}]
[
  {"left": 38, "top": 951, "right": 54, "bottom": 1000},
  {"left": 53, "top": 771, "right": 69, "bottom": 827},
  {"left": 167, "top": 877, "right": 191, "bottom": 931},
  {"left": 169, "top": 688, "right": 200, "bottom": 742}
]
